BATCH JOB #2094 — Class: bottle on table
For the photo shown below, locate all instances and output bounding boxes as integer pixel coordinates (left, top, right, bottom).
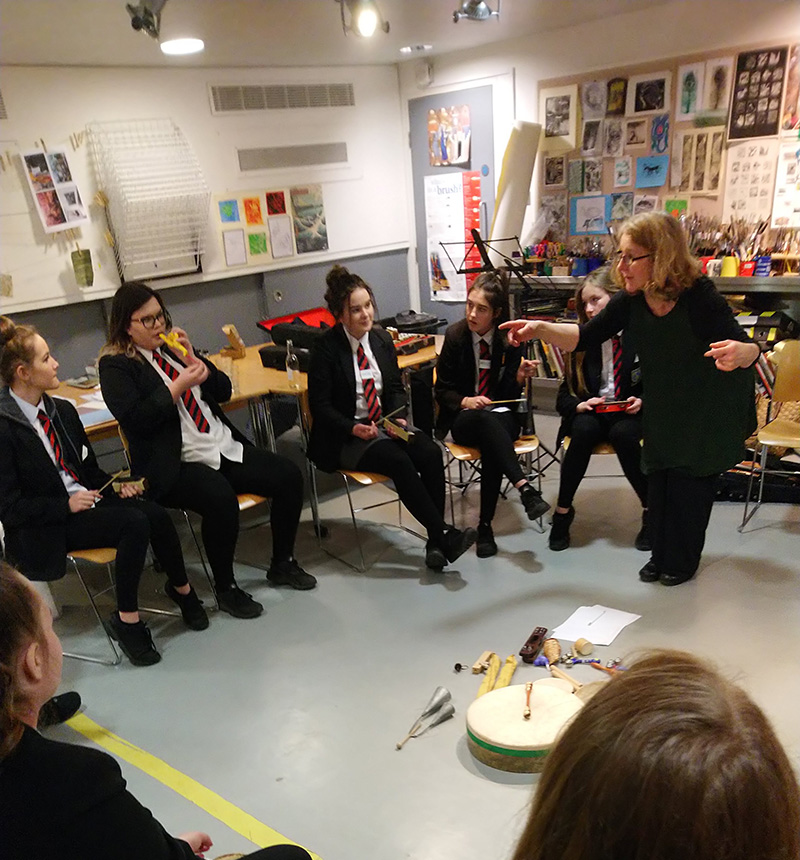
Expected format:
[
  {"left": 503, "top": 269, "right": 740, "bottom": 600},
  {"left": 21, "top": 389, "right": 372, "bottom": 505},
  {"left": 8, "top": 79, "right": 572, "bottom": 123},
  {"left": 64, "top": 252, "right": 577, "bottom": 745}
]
[{"left": 285, "top": 339, "right": 301, "bottom": 389}]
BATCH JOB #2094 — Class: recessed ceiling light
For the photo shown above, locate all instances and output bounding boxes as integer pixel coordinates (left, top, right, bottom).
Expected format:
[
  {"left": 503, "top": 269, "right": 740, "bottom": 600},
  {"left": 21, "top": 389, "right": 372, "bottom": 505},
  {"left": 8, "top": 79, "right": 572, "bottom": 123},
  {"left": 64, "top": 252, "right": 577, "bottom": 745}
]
[
  {"left": 160, "top": 37, "right": 204, "bottom": 55},
  {"left": 400, "top": 44, "right": 433, "bottom": 54}
]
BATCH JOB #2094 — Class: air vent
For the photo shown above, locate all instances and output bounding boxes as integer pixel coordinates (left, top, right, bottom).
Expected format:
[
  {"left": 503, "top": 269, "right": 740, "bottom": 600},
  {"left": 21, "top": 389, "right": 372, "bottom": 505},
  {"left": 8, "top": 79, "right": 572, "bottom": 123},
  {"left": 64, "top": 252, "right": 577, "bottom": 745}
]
[
  {"left": 238, "top": 142, "right": 347, "bottom": 172},
  {"left": 0, "top": 89, "right": 7, "bottom": 120},
  {"left": 210, "top": 83, "right": 354, "bottom": 114}
]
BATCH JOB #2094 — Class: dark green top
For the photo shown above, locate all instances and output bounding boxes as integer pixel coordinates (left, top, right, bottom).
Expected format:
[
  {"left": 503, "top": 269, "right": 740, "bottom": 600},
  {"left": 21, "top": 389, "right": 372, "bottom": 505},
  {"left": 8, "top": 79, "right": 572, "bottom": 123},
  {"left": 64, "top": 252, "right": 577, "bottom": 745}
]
[{"left": 577, "top": 276, "right": 757, "bottom": 477}]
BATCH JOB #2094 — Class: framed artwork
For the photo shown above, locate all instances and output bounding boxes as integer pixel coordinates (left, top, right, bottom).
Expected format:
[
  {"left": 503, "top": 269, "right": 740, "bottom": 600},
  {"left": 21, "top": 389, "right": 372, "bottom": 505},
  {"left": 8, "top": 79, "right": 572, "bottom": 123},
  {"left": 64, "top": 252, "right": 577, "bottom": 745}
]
[
  {"left": 626, "top": 71, "right": 671, "bottom": 116},
  {"left": 543, "top": 155, "right": 566, "bottom": 188},
  {"left": 672, "top": 129, "right": 725, "bottom": 194},
  {"left": 635, "top": 155, "right": 669, "bottom": 188},
  {"left": 606, "top": 78, "right": 628, "bottom": 116},
  {"left": 614, "top": 157, "right": 633, "bottom": 188},
  {"left": 581, "top": 80, "right": 608, "bottom": 119},
  {"left": 603, "top": 119, "right": 624, "bottom": 157},
  {"left": 568, "top": 159, "right": 585, "bottom": 194},
  {"left": 540, "top": 84, "right": 578, "bottom": 152},
  {"left": 729, "top": 46, "right": 788, "bottom": 140},
  {"left": 675, "top": 62, "right": 705, "bottom": 121},
  {"left": 581, "top": 120, "right": 603, "bottom": 156},
  {"left": 703, "top": 56, "right": 734, "bottom": 115},
  {"left": 625, "top": 118, "right": 649, "bottom": 149},
  {"left": 570, "top": 194, "right": 612, "bottom": 236}
]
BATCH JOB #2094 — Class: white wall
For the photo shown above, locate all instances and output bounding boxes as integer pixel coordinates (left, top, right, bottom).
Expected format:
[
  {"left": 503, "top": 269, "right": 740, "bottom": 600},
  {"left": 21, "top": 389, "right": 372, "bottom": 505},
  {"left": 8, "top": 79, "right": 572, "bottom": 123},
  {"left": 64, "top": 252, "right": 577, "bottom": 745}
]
[{"left": 0, "top": 63, "right": 410, "bottom": 312}]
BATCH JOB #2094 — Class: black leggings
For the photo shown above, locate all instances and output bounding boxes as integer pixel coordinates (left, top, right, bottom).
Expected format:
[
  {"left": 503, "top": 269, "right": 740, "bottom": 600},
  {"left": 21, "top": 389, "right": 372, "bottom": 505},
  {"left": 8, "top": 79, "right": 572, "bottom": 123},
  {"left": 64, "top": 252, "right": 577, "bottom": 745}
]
[
  {"left": 65, "top": 495, "right": 187, "bottom": 613},
  {"left": 558, "top": 412, "right": 647, "bottom": 509},
  {"left": 351, "top": 434, "right": 447, "bottom": 542},
  {"left": 451, "top": 409, "right": 524, "bottom": 524},
  {"left": 159, "top": 446, "right": 304, "bottom": 590}
]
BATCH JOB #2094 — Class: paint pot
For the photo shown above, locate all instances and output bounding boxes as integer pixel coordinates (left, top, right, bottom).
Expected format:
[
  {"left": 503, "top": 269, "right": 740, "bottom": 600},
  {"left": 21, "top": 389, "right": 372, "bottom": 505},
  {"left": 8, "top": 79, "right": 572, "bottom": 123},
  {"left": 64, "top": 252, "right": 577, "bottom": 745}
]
[
  {"left": 754, "top": 256, "right": 772, "bottom": 277},
  {"left": 572, "top": 257, "right": 589, "bottom": 277},
  {"left": 739, "top": 261, "right": 756, "bottom": 276},
  {"left": 706, "top": 259, "right": 723, "bottom": 277},
  {"left": 720, "top": 256, "right": 739, "bottom": 278}
]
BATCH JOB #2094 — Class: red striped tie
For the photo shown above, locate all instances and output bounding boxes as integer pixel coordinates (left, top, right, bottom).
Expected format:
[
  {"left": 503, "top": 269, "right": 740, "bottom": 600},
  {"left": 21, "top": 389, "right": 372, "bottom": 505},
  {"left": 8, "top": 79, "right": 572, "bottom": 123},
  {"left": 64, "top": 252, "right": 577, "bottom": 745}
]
[
  {"left": 478, "top": 339, "right": 491, "bottom": 397},
  {"left": 37, "top": 410, "right": 80, "bottom": 482},
  {"left": 153, "top": 349, "right": 210, "bottom": 433},
  {"left": 612, "top": 335, "right": 623, "bottom": 399},
  {"left": 356, "top": 344, "right": 382, "bottom": 424}
]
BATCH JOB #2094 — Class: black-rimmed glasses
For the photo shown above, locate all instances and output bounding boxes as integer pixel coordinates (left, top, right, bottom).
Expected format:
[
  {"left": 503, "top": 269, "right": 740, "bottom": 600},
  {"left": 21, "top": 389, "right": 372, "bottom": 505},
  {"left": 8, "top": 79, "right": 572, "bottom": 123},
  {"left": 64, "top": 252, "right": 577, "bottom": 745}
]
[
  {"left": 131, "top": 310, "right": 165, "bottom": 329},
  {"left": 613, "top": 251, "right": 652, "bottom": 266}
]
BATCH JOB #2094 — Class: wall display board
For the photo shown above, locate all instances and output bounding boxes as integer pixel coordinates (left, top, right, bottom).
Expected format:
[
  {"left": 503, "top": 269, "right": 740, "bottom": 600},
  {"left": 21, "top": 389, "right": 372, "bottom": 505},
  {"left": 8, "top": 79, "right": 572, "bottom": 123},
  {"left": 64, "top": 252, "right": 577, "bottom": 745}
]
[
  {"left": 722, "top": 138, "right": 779, "bottom": 222},
  {"left": 772, "top": 141, "right": 800, "bottom": 227}
]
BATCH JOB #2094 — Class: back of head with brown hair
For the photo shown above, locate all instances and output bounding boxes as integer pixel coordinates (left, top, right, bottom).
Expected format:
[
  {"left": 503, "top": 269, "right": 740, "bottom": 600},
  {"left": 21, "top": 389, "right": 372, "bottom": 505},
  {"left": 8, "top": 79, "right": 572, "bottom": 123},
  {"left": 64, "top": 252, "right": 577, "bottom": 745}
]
[
  {"left": 612, "top": 212, "right": 701, "bottom": 301},
  {"left": 511, "top": 649, "right": 800, "bottom": 860},
  {"left": 0, "top": 563, "right": 41, "bottom": 760},
  {"left": 324, "top": 264, "right": 377, "bottom": 321},
  {"left": 0, "top": 316, "right": 39, "bottom": 388}
]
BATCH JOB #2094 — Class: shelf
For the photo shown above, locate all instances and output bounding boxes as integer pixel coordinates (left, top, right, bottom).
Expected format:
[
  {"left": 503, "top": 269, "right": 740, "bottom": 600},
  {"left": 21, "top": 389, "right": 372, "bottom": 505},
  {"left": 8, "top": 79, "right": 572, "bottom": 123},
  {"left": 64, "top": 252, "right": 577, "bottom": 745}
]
[{"left": 511, "top": 275, "right": 800, "bottom": 297}]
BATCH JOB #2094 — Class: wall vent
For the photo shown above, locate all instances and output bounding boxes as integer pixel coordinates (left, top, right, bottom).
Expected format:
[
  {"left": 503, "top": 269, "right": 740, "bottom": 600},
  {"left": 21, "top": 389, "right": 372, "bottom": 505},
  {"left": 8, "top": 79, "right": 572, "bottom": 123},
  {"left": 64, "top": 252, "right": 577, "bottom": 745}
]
[
  {"left": 210, "top": 83, "right": 354, "bottom": 114},
  {"left": 0, "top": 89, "right": 7, "bottom": 120},
  {"left": 238, "top": 142, "right": 348, "bottom": 172}
]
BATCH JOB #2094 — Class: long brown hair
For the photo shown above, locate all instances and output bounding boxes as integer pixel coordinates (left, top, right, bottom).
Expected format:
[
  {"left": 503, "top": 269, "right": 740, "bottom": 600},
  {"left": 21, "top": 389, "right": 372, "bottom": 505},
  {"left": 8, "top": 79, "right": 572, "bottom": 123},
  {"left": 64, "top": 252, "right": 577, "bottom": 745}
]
[
  {"left": 0, "top": 316, "right": 39, "bottom": 388},
  {"left": 511, "top": 650, "right": 800, "bottom": 860},
  {"left": 0, "top": 563, "right": 42, "bottom": 760},
  {"left": 612, "top": 212, "right": 701, "bottom": 301},
  {"left": 324, "top": 265, "right": 378, "bottom": 321},
  {"left": 100, "top": 281, "right": 172, "bottom": 360},
  {"left": 564, "top": 266, "right": 618, "bottom": 398},
  {"left": 467, "top": 270, "right": 511, "bottom": 326}
]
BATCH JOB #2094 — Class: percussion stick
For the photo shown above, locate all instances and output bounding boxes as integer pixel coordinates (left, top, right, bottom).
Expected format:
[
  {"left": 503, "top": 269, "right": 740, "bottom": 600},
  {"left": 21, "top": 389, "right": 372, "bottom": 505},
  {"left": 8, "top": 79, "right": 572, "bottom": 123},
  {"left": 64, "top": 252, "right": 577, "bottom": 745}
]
[
  {"left": 549, "top": 664, "right": 583, "bottom": 691},
  {"left": 396, "top": 720, "right": 423, "bottom": 750},
  {"left": 97, "top": 469, "right": 127, "bottom": 494},
  {"left": 523, "top": 682, "right": 533, "bottom": 720},
  {"left": 494, "top": 655, "right": 518, "bottom": 689},
  {"left": 487, "top": 398, "right": 526, "bottom": 405},
  {"left": 590, "top": 662, "right": 622, "bottom": 677},
  {"left": 476, "top": 653, "right": 502, "bottom": 698}
]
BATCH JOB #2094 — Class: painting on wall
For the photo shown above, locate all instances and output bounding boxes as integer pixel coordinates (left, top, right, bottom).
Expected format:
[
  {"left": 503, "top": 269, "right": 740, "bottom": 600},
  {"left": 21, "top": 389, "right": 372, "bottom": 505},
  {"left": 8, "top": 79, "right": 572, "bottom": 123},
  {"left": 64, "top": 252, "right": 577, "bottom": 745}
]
[
  {"left": 675, "top": 62, "right": 705, "bottom": 122},
  {"left": 540, "top": 84, "right": 578, "bottom": 152},
  {"left": 626, "top": 71, "right": 671, "bottom": 117},
  {"left": 539, "top": 193, "right": 568, "bottom": 243},
  {"left": 703, "top": 56, "right": 734, "bottom": 115},
  {"left": 584, "top": 158, "right": 603, "bottom": 194},
  {"left": 729, "top": 46, "right": 788, "bottom": 140},
  {"left": 290, "top": 184, "right": 328, "bottom": 254},
  {"left": 543, "top": 155, "right": 566, "bottom": 188},
  {"left": 614, "top": 157, "right": 633, "bottom": 188},
  {"left": 781, "top": 44, "right": 800, "bottom": 133},
  {"left": 581, "top": 80, "right": 608, "bottom": 119},
  {"left": 427, "top": 104, "right": 472, "bottom": 166},
  {"left": 625, "top": 118, "right": 649, "bottom": 149},
  {"left": 606, "top": 78, "right": 628, "bottom": 116},
  {"left": 581, "top": 120, "right": 603, "bottom": 156},
  {"left": 635, "top": 155, "right": 669, "bottom": 188},
  {"left": 570, "top": 194, "right": 611, "bottom": 235},
  {"left": 568, "top": 159, "right": 584, "bottom": 194},
  {"left": 603, "top": 119, "right": 624, "bottom": 157},
  {"left": 609, "top": 192, "right": 634, "bottom": 221}
]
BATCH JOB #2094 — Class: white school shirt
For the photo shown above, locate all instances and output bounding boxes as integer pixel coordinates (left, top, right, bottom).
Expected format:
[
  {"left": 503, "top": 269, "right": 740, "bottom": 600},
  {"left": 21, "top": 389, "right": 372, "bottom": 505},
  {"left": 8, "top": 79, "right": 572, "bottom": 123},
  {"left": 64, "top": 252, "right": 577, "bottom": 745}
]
[
  {"left": 598, "top": 336, "right": 623, "bottom": 401},
  {"left": 10, "top": 389, "right": 87, "bottom": 496},
  {"left": 471, "top": 328, "right": 509, "bottom": 413},
  {"left": 140, "top": 347, "right": 243, "bottom": 468},
  {"left": 345, "top": 329, "right": 383, "bottom": 421}
]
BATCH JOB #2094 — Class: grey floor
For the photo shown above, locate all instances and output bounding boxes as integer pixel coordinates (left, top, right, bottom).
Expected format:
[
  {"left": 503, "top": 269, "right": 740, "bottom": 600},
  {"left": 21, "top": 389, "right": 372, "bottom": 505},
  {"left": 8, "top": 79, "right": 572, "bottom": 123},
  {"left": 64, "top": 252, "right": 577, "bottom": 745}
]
[{"left": 49, "top": 414, "right": 800, "bottom": 860}]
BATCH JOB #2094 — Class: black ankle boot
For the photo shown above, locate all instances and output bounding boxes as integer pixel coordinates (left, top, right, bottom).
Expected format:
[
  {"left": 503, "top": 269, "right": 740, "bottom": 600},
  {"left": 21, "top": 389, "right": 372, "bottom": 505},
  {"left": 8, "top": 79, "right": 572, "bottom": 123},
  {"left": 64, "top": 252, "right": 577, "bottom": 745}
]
[{"left": 549, "top": 507, "right": 575, "bottom": 551}]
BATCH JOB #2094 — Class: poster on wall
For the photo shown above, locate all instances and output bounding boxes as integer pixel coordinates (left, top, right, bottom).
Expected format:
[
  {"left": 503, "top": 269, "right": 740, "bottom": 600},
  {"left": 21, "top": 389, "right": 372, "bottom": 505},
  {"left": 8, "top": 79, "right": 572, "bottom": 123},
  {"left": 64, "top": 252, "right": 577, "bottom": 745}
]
[
  {"left": 722, "top": 138, "right": 779, "bottom": 221},
  {"left": 771, "top": 141, "right": 800, "bottom": 227},
  {"left": 570, "top": 194, "right": 611, "bottom": 235},
  {"left": 539, "top": 84, "right": 578, "bottom": 152},
  {"left": 782, "top": 45, "right": 800, "bottom": 134},
  {"left": 290, "top": 185, "right": 328, "bottom": 254},
  {"left": 675, "top": 63, "right": 705, "bottom": 122},
  {"left": 703, "top": 56, "right": 734, "bottom": 116},
  {"left": 427, "top": 105, "right": 472, "bottom": 167},
  {"left": 671, "top": 129, "right": 725, "bottom": 194},
  {"left": 625, "top": 71, "right": 671, "bottom": 117},
  {"left": 22, "top": 149, "right": 89, "bottom": 234},
  {"left": 729, "top": 46, "right": 788, "bottom": 140},
  {"left": 424, "top": 171, "right": 480, "bottom": 302},
  {"left": 635, "top": 155, "right": 669, "bottom": 188}
]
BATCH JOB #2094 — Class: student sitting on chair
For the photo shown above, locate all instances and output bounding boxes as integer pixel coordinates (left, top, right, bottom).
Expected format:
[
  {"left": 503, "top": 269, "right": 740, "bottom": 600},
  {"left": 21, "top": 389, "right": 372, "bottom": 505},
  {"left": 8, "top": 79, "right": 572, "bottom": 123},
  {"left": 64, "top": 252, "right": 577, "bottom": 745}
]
[
  {"left": 98, "top": 283, "right": 316, "bottom": 622},
  {"left": 0, "top": 316, "right": 203, "bottom": 667},
  {"left": 434, "top": 271, "right": 549, "bottom": 558},
  {"left": 551, "top": 266, "right": 649, "bottom": 552},
  {"left": 307, "top": 264, "right": 476, "bottom": 570}
]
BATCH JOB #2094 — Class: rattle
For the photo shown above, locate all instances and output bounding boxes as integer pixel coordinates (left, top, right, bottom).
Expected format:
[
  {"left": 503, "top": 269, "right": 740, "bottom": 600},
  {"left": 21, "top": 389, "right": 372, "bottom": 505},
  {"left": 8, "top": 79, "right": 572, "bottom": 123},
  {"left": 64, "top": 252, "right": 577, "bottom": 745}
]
[{"left": 159, "top": 331, "right": 188, "bottom": 357}]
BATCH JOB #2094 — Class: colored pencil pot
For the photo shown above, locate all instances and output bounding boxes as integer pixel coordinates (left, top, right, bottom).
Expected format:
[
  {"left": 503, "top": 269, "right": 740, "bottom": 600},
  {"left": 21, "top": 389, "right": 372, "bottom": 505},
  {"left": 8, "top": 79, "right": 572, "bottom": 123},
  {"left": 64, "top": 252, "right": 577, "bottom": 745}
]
[
  {"left": 572, "top": 258, "right": 589, "bottom": 277},
  {"left": 720, "top": 256, "right": 739, "bottom": 277},
  {"left": 739, "top": 261, "right": 756, "bottom": 277},
  {"left": 754, "top": 256, "right": 772, "bottom": 277}
]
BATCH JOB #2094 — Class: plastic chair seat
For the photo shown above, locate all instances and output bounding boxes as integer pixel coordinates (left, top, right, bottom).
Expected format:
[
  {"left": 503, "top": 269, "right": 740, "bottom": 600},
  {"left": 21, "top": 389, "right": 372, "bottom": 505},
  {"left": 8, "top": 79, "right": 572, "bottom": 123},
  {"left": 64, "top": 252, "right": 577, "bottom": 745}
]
[{"left": 757, "top": 418, "right": 800, "bottom": 448}]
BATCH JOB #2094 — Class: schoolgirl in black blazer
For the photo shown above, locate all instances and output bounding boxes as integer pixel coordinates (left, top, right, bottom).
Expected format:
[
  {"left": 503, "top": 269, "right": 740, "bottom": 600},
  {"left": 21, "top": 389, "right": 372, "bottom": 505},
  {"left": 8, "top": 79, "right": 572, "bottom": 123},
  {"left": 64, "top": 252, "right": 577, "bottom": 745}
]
[
  {"left": 0, "top": 316, "right": 202, "bottom": 667},
  {"left": 434, "top": 271, "right": 550, "bottom": 557},
  {"left": 98, "top": 282, "right": 316, "bottom": 622},
  {"left": 551, "top": 267, "right": 648, "bottom": 552},
  {"left": 308, "top": 265, "right": 476, "bottom": 570}
]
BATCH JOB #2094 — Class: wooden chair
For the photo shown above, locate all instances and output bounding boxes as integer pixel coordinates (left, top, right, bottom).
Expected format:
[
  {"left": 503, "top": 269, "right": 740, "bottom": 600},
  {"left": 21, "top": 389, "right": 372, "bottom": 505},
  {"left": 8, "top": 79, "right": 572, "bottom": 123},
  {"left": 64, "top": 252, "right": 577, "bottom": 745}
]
[{"left": 739, "top": 339, "right": 800, "bottom": 531}]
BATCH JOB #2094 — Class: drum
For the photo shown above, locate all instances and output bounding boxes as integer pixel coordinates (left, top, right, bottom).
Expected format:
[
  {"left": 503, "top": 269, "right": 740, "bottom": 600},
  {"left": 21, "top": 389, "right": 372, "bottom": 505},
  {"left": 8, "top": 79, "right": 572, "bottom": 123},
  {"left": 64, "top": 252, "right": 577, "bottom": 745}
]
[{"left": 466, "top": 683, "right": 582, "bottom": 773}]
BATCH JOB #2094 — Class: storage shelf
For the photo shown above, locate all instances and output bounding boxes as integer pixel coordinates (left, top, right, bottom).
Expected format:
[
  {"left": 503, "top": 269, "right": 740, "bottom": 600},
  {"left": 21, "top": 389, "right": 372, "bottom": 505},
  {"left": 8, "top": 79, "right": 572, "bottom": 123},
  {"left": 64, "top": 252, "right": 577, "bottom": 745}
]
[{"left": 511, "top": 275, "right": 800, "bottom": 297}]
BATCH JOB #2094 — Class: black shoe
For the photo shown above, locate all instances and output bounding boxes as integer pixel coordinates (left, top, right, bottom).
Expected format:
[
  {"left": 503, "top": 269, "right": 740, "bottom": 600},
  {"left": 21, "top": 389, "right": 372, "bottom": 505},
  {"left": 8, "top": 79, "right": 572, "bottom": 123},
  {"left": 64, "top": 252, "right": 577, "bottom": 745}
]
[
  {"left": 635, "top": 509, "right": 651, "bottom": 552},
  {"left": 639, "top": 559, "right": 660, "bottom": 583},
  {"left": 165, "top": 582, "right": 209, "bottom": 630},
  {"left": 217, "top": 585, "right": 263, "bottom": 619},
  {"left": 267, "top": 559, "right": 317, "bottom": 590},
  {"left": 549, "top": 507, "right": 575, "bottom": 551},
  {"left": 104, "top": 613, "right": 161, "bottom": 666},
  {"left": 425, "top": 540, "right": 447, "bottom": 571},
  {"left": 476, "top": 523, "right": 498, "bottom": 558},
  {"left": 441, "top": 526, "right": 478, "bottom": 564},
  {"left": 38, "top": 692, "right": 82, "bottom": 728},
  {"left": 519, "top": 483, "right": 551, "bottom": 520},
  {"left": 660, "top": 570, "right": 695, "bottom": 587}
]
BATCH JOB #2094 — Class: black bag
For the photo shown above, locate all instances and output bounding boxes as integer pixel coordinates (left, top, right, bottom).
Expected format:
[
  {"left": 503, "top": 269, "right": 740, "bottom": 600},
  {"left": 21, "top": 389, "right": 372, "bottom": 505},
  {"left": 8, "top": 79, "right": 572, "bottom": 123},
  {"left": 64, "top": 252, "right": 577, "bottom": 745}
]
[
  {"left": 378, "top": 310, "right": 445, "bottom": 335},
  {"left": 259, "top": 343, "right": 311, "bottom": 372},
  {"left": 269, "top": 320, "right": 328, "bottom": 350}
]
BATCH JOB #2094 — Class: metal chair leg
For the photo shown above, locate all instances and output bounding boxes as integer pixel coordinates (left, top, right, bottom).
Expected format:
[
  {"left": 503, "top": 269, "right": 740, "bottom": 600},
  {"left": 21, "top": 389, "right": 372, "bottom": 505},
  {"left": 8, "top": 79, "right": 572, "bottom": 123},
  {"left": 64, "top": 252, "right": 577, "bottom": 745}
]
[
  {"left": 739, "top": 443, "right": 768, "bottom": 532},
  {"left": 181, "top": 511, "right": 219, "bottom": 609},
  {"left": 62, "top": 560, "right": 122, "bottom": 666}
]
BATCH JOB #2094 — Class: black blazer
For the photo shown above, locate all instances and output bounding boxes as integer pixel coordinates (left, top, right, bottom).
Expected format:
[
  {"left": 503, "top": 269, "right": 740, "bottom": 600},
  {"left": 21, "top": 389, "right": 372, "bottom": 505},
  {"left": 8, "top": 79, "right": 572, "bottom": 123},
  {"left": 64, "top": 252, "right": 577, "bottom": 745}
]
[
  {"left": 0, "top": 387, "right": 112, "bottom": 581},
  {"left": 0, "top": 726, "right": 195, "bottom": 860},
  {"left": 307, "top": 324, "right": 406, "bottom": 472},
  {"left": 434, "top": 319, "right": 524, "bottom": 437},
  {"left": 98, "top": 350, "right": 249, "bottom": 500}
]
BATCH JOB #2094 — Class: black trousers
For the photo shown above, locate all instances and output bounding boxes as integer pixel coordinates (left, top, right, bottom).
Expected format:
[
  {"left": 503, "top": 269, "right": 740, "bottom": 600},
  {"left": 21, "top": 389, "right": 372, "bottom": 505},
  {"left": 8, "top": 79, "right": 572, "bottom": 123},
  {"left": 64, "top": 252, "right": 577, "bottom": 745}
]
[
  {"left": 65, "top": 495, "right": 187, "bottom": 613},
  {"left": 558, "top": 412, "right": 647, "bottom": 509},
  {"left": 647, "top": 468, "right": 717, "bottom": 577},
  {"left": 348, "top": 433, "right": 447, "bottom": 542},
  {"left": 451, "top": 409, "right": 524, "bottom": 525},
  {"left": 242, "top": 846, "right": 311, "bottom": 860},
  {"left": 159, "top": 445, "right": 304, "bottom": 590}
]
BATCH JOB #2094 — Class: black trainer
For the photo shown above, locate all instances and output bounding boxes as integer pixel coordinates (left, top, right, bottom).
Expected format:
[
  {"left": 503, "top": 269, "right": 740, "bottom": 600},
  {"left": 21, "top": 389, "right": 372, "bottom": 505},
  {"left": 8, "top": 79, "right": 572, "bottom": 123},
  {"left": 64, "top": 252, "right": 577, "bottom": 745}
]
[
  {"left": 104, "top": 613, "right": 161, "bottom": 666},
  {"left": 519, "top": 483, "right": 551, "bottom": 520},
  {"left": 38, "top": 692, "right": 82, "bottom": 728},
  {"left": 476, "top": 523, "right": 498, "bottom": 558},
  {"left": 549, "top": 507, "right": 575, "bottom": 551},
  {"left": 441, "top": 526, "right": 478, "bottom": 564},
  {"left": 639, "top": 559, "right": 660, "bottom": 583},
  {"left": 425, "top": 540, "right": 447, "bottom": 571},
  {"left": 217, "top": 585, "right": 263, "bottom": 619},
  {"left": 660, "top": 569, "right": 695, "bottom": 587},
  {"left": 267, "top": 559, "right": 317, "bottom": 590},
  {"left": 635, "top": 509, "right": 651, "bottom": 552},
  {"left": 165, "top": 582, "right": 209, "bottom": 630}
]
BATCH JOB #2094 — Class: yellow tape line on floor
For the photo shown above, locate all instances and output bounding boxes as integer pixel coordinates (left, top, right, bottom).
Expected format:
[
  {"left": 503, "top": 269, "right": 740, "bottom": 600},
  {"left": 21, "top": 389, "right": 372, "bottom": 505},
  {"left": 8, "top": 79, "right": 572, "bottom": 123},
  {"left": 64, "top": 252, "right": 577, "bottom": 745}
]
[{"left": 68, "top": 713, "right": 320, "bottom": 860}]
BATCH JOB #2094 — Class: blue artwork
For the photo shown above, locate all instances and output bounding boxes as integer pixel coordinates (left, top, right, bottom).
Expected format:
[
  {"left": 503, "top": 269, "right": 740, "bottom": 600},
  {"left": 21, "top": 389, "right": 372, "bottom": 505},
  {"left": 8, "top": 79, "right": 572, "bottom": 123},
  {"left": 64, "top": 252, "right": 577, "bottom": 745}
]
[
  {"left": 218, "top": 199, "right": 240, "bottom": 222},
  {"left": 570, "top": 194, "right": 612, "bottom": 236},
  {"left": 635, "top": 155, "right": 669, "bottom": 188}
]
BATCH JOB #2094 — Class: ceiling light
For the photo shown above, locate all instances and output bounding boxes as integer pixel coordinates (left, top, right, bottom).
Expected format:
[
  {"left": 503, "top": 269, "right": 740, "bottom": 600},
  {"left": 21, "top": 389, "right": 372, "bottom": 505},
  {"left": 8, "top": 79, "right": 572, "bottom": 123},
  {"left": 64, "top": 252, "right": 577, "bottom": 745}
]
[
  {"left": 400, "top": 44, "right": 434, "bottom": 55},
  {"left": 453, "top": 0, "right": 501, "bottom": 23},
  {"left": 160, "top": 37, "right": 204, "bottom": 55},
  {"left": 338, "top": 0, "right": 390, "bottom": 38}
]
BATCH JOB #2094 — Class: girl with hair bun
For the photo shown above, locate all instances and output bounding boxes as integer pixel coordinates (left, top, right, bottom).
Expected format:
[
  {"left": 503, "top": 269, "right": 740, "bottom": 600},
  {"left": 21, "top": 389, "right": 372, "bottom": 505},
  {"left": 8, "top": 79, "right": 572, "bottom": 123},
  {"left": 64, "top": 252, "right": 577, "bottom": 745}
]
[{"left": 308, "top": 265, "right": 477, "bottom": 570}]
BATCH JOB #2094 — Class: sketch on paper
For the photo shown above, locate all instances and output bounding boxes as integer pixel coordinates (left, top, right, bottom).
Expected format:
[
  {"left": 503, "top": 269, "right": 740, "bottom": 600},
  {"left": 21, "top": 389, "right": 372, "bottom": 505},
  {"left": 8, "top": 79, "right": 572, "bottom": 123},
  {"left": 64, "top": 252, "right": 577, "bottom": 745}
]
[
  {"left": 581, "top": 120, "right": 602, "bottom": 156},
  {"left": 584, "top": 158, "right": 603, "bottom": 194},
  {"left": 603, "top": 119, "right": 624, "bottom": 157},
  {"left": 625, "top": 119, "right": 648, "bottom": 149},
  {"left": 581, "top": 80, "right": 608, "bottom": 119},
  {"left": 614, "top": 157, "right": 632, "bottom": 188},
  {"left": 675, "top": 63, "right": 705, "bottom": 122},
  {"left": 544, "top": 156, "right": 566, "bottom": 187}
]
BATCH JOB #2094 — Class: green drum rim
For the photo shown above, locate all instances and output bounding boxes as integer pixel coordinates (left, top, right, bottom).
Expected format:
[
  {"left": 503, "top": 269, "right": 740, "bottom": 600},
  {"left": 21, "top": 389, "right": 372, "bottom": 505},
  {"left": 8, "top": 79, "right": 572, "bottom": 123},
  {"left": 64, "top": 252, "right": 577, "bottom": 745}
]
[{"left": 467, "top": 727, "right": 549, "bottom": 759}]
